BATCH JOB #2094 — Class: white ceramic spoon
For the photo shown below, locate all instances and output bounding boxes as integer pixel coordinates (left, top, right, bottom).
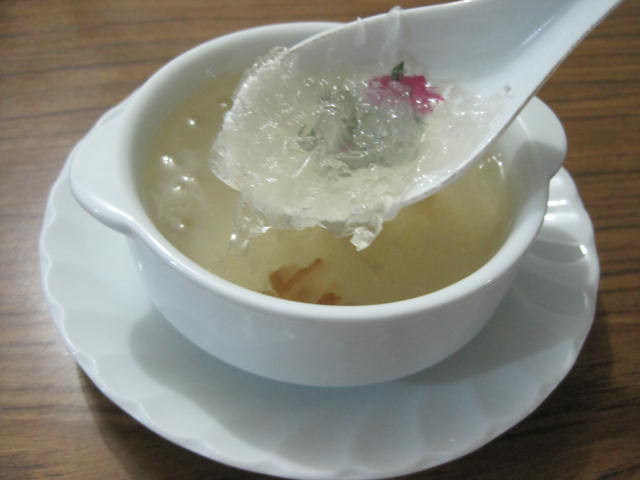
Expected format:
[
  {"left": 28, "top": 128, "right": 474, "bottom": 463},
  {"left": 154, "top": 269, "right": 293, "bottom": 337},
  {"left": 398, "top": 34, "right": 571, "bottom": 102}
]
[{"left": 232, "top": 0, "right": 621, "bottom": 207}]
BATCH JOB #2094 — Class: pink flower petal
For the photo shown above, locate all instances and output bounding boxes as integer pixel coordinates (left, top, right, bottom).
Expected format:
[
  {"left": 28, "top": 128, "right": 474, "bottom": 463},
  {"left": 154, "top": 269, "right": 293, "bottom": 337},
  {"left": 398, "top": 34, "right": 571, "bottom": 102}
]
[{"left": 367, "top": 73, "right": 443, "bottom": 115}]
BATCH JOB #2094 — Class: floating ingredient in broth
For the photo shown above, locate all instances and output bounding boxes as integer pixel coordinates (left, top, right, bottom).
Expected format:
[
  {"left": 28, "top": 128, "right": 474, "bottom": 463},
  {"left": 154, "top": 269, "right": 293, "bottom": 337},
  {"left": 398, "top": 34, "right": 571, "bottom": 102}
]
[{"left": 263, "top": 258, "right": 343, "bottom": 305}]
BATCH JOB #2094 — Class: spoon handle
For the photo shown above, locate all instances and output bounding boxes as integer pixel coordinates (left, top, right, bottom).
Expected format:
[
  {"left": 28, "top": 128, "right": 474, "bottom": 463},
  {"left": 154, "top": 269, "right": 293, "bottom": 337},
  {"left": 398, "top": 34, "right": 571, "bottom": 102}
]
[{"left": 292, "top": 0, "right": 622, "bottom": 98}]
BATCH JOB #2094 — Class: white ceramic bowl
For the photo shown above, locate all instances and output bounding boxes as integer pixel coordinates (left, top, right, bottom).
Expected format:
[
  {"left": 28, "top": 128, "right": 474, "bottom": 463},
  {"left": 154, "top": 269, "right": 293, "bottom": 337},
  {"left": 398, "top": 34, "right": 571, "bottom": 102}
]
[{"left": 69, "top": 22, "right": 566, "bottom": 387}]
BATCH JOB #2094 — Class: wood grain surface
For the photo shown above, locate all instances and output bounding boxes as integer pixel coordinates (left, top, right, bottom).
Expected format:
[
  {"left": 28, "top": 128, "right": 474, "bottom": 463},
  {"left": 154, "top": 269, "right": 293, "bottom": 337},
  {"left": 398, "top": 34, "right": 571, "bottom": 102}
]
[{"left": 1, "top": 1, "right": 638, "bottom": 479}]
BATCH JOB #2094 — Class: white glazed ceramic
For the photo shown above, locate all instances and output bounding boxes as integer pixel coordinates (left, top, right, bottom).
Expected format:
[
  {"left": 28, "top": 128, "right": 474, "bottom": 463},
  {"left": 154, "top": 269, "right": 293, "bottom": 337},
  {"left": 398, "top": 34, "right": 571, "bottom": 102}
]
[
  {"left": 41, "top": 160, "right": 598, "bottom": 479},
  {"left": 69, "top": 22, "right": 566, "bottom": 387},
  {"left": 283, "top": 0, "right": 621, "bottom": 205}
]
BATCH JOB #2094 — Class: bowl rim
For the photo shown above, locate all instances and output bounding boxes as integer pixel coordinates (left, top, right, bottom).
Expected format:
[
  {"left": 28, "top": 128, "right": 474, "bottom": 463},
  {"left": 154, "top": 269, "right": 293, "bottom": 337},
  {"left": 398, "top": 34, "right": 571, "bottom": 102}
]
[{"left": 118, "top": 21, "right": 552, "bottom": 323}]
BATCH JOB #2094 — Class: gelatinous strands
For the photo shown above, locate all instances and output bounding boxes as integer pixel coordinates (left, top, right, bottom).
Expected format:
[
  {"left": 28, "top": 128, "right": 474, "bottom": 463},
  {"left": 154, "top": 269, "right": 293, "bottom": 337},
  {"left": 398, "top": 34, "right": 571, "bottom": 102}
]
[
  {"left": 212, "top": 49, "right": 503, "bottom": 250},
  {"left": 213, "top": 53, "right": 436, "bottom": 250}
]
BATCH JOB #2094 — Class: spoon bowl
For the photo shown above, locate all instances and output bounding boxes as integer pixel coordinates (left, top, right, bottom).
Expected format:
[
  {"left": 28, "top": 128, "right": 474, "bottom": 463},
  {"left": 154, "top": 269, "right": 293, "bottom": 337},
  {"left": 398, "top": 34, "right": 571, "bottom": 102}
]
[{"left": 235, "top": 0, "right": 621, "bottom": 208}]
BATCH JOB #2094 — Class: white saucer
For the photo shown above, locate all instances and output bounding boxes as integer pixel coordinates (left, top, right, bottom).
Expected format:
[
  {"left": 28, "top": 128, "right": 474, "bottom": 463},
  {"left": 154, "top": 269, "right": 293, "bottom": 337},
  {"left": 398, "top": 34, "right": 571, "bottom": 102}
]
[{"left": 40, "top": 128, "right": 598, "bottom": 479}]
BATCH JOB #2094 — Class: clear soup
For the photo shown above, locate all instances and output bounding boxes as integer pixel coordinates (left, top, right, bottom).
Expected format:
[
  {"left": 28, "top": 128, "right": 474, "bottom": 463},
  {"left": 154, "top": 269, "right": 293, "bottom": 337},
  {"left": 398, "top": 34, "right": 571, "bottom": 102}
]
[{"left": 141, "top": 74, "right": 514, "bottom": 305}]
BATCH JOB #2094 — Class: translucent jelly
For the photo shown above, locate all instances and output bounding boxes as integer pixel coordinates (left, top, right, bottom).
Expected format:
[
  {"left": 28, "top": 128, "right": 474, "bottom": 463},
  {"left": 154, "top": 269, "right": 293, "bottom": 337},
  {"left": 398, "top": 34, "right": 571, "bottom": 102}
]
[{"left": 212, "top": 50, "right": 503, "bottom": 249}]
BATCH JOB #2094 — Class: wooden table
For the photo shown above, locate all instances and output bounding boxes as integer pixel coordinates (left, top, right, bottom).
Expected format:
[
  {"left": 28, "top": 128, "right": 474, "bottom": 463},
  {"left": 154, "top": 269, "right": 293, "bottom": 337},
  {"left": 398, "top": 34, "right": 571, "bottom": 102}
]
[{"left": 2, "top": 1, "right": 638, "bottom": 478}]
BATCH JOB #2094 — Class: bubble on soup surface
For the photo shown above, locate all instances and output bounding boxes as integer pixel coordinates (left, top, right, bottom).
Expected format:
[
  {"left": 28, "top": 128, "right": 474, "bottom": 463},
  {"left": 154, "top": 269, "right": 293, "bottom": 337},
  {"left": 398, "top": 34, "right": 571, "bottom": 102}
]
[
  {"left": 161, "top": 154, "right": 175, "bottom": 167},
  {"left": 172, "top": 219, "right": 188, "bottom": 232}
]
